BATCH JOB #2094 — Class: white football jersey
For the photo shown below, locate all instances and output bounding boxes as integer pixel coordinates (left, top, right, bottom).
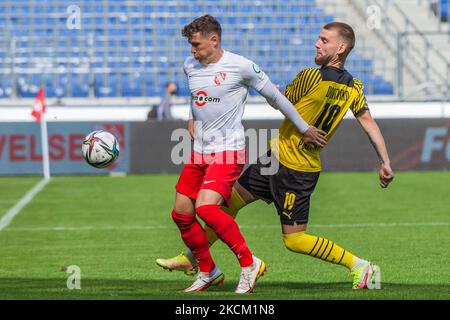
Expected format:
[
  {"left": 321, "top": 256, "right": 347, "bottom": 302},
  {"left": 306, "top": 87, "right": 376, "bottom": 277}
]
[{"left": 184, "top": 50, "right": 269, "bottom": 154}]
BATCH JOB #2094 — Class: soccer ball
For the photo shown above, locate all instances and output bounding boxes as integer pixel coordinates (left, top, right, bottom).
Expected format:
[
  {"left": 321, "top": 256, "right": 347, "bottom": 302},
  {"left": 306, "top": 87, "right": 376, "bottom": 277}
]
[{"left": 82, "top": 130, "right": 120, "bottom": 168}]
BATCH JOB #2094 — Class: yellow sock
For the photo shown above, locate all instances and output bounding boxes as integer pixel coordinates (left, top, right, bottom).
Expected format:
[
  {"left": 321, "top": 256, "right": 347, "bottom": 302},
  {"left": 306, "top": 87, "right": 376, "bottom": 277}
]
[
  {"left": 282, "top": 231, "right": 359, "bottom": 270},
  {"left": 204, "top": 187, "right": 247, "bottom": 245}
]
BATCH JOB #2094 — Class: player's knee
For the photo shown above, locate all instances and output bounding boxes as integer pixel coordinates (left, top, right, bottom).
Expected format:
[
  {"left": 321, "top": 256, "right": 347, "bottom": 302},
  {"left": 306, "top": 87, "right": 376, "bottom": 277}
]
[
  {"left": 171, "top": 210, "right": 196, "bottom": 230},
  {"left": 174, "top": 192, "right": 195, "bottom": 214},
  {"left": 282, "top": 231, "right": 306, "bottom": 252},
  {"left": 282, "top": 235, "right": 297, "bottom": 252}
]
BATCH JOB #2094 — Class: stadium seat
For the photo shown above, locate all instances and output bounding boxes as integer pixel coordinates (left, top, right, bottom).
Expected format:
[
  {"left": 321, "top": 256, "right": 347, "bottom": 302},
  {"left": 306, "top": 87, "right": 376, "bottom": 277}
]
[
  {"left": 441, "top": 0, "right": 449, "bottom": 21},
  {"left": 0, "top": 0, "right": 393, "bottom": 98}
]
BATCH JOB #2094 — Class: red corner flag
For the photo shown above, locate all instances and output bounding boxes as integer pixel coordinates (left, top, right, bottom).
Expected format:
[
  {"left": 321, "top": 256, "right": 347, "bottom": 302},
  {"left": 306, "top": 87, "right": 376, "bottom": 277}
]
[{"left": 31, "top": 87, "right": 47, "bottom": 122}]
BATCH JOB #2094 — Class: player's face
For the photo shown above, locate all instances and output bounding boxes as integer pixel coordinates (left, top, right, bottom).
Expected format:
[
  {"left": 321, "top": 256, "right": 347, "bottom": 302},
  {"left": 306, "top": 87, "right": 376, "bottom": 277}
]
[
  {"left": 314, "top": 28, "right": 343, "bottom": 66},
  {"left": 188, "top": 32, "right": 218, "bottom": 64}
]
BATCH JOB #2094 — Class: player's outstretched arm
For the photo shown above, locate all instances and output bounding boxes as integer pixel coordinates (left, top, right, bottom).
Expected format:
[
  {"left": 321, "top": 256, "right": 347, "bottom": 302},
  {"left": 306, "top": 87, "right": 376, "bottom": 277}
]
[
  {"left": 187, "top": 119, "right": 195, "bottom": 140},
  {"left": 258, "top": 81, "right": 327, "bottom": 148},
  {"left": 187, "top": 108, "right": 195, "bottom": 140},
  {"left": 356, "top": 109, "right": 394, "bottom": 188}
]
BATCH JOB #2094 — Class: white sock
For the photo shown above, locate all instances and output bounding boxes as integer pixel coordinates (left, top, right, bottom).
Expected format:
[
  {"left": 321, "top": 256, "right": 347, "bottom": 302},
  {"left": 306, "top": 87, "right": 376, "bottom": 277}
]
[
  {"left": 185, "top": 249, "right": 197, "bottom": 266},
  {"left": 351, "top": 258, "right": 369, "bottom": 271}
]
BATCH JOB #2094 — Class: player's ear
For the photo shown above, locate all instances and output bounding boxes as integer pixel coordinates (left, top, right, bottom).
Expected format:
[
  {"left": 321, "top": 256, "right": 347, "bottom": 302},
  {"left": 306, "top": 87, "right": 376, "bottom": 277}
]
[
  {"left": 337, "top": 42, "right": 347, "bottom": 55},
  {"left": 210, "top": 34, "right": 219, "bottom": 47}
]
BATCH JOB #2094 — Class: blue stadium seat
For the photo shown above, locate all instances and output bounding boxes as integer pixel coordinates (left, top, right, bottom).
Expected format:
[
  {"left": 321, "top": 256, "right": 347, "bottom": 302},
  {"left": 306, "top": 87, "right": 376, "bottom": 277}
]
[
  {"left": 441, "top": 0, "right": 449, "bottom": 21},
  {"left": 71, "top": 74, "right": 89, "bottom": 97},
  {"left": 0, "top": 0, "right": 393, "bottom": 98},
  {"left": 123, "top": 80, "right": 142, "bottom": 97},
  {"left": 372, "top": 74, "right": 393, "bottom": 95}
]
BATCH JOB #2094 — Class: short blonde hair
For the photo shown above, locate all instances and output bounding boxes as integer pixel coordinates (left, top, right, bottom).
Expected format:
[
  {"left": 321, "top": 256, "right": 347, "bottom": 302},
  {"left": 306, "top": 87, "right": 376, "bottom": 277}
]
[{"left": 324, "top": 22, "right": 355, "bottom": 52}]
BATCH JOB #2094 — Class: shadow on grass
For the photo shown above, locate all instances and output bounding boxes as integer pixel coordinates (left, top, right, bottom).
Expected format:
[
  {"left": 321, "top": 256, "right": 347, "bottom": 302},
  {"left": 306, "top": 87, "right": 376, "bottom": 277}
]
[{"left": 0, "top": 278, "right": 449, "bottom": 300}]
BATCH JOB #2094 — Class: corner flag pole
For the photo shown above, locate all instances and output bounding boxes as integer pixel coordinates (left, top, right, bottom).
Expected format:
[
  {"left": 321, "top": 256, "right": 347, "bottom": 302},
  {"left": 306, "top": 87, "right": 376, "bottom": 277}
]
[
  {"left": 31, "top": 87, "right": 50, "bottom": 180},
  {"left": 40, "top": 112, "right": 50, "bottom": 180}
]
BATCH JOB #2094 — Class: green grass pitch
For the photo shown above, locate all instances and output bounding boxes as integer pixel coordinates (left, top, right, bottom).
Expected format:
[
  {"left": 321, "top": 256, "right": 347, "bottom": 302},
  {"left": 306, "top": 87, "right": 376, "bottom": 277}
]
[{"left": 0, "top": 172, "right": 449, "bottom": 300}]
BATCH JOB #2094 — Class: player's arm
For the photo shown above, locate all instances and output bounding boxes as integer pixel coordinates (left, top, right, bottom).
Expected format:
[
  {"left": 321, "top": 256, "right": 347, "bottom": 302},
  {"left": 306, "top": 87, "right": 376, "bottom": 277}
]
[
  {"left": 258, "top": 81, "right": 327, "bottom": 148},
  {"left": 241, "top": 60, "right": 326, "bottom": 147},
  {"left": 184, "top": 58, "right": 195, "bottom": 141},
  {"left": 187, "top": 109, "right": 195, "bottom": 140},
  {"left": 356, "top": 109, "right": 394, "bottom": 188}
]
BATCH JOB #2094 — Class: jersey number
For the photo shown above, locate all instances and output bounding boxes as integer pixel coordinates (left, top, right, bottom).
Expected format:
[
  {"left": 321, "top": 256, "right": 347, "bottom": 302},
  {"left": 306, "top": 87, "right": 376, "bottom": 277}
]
[
  {"left": 283, "top": 192, "right": 296, "bottom": 210},
  {"left": 313, "top": 103, "right": 341, "bottom": 133}
]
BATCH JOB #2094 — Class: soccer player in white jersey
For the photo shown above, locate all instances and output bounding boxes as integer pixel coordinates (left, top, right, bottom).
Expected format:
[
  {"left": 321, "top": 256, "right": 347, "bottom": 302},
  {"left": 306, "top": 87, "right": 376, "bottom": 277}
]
[{"left": 170, "top": 14, "right": 327, "bottom": 293}]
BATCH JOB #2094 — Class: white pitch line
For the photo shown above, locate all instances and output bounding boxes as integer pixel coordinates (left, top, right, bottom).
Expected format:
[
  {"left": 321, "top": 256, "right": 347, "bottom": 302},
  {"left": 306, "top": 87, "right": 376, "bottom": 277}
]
[
  {"left": 3, "top": 221, "right": 449, "bottom": 232},
  {"left": 310, "top": 222, "right": 450, "bottom": 229},
  {"left": 0, "top": 178, "right": 50, "bottom": 231}
]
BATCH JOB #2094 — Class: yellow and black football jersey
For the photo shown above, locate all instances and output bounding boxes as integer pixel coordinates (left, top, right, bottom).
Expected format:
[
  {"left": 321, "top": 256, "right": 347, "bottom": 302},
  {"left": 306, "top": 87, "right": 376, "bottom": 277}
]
[{"left": 271, "top": 66, "right": 368, "bottom": 172}]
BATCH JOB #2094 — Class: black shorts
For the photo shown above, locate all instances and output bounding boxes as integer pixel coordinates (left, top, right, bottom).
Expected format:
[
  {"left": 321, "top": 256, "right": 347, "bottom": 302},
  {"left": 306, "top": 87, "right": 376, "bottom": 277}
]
[{"left": 238, "top": 151, "right": 320, "bottom": 225}]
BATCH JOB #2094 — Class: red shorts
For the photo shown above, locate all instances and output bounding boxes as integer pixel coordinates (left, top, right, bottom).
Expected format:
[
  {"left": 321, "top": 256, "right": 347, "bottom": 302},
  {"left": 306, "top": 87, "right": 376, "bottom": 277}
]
[{"left": 175, "top": 149, "right": 246, "bottom": 204}]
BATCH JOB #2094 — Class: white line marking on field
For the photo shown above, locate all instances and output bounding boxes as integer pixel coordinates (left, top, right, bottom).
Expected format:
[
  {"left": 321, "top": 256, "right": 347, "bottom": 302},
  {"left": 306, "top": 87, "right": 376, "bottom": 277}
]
[
  {"left": 0, "top": 179, "right": 50, "bottom": 231},
  {"left": 4, "top": 221, "right": 448, "bottom": 232}
]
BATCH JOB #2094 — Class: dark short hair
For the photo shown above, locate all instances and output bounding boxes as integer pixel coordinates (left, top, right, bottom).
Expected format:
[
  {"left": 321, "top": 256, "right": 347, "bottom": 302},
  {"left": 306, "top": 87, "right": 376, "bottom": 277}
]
[
  {"left": 323, "top": 22, "right": 355, "bottom": 52},
  {"left": 182, "top": 14, "right": 222, "bottom": 40}
]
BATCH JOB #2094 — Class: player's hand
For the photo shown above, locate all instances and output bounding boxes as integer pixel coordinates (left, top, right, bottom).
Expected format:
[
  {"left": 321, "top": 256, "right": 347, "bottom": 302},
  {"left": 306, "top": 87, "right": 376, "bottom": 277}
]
[
  {"left": 301, "top": 126, "right": 327, "bottom": 148},
  {"left": 187, "top": 119, "right": 195, "bottom": 140},
  {"left": 379, "top": 163, "right": 394, "bottom": 188}
]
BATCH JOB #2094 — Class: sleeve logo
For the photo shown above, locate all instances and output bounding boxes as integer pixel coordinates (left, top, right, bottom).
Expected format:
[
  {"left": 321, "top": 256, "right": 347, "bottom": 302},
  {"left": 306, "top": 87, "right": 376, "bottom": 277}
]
[{"left": 252, "top": 64, "right": 261, "bottom": 74}]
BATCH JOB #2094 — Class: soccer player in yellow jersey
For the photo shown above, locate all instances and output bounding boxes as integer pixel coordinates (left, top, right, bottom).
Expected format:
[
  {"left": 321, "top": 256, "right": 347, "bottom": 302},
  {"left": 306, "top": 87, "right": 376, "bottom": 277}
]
[{"left": 157, "top": 22, "right": 394, "bottom": 289}]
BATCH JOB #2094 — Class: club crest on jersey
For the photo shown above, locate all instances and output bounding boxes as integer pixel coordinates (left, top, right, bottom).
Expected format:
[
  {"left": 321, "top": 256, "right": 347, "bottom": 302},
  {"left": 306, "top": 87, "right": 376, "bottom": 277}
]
[
  {"left": 214, "top": 71, "right": 227, "bottom": 86},
  {"left": 192, "top": 91, "right": 221, "bottom": 107}
]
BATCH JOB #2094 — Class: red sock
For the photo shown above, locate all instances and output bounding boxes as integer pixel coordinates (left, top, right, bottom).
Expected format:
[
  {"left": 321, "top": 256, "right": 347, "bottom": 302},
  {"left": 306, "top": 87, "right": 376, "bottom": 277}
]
[
  {"left": 171, "top": 210, "right": 215, "bottom": 273},
  {"left": 196, "top": 204, "right": 253, "bottom": 267}
]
